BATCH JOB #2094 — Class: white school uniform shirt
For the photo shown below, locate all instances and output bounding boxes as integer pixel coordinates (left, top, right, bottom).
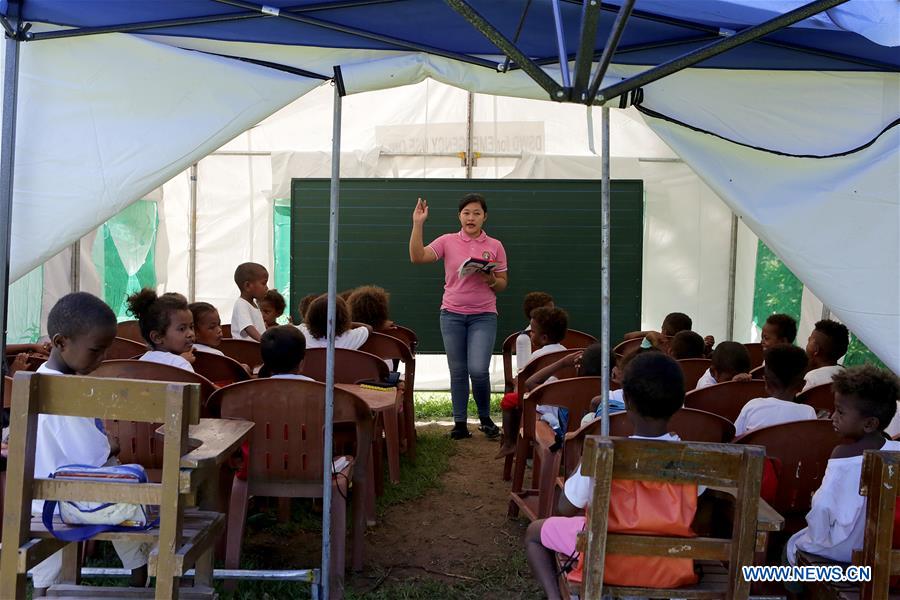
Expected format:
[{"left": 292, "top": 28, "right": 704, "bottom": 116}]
[
  {"left": 140, "top": 350, "right": 194, "bottom": 372},
  {"left": 270, "top": 373, "right": 315, "bottom": 381},
  {"left": 801, "top": 365, "right": 843, "bottom": 393},
  {"left": 192, "top": 343, "right": 224, "bottom": 357},
  {"left": 304, "top": 326, "right": 370, "bottom": 351},
  {"left": 733, "top": 397, "right": 817, "bottom": 437},
  {"left": 231, "top": 297, "right": 266, "bottom": 341},
  {"left": 527, "top": 343, "right": 567, "bottom": 429},
  {"left": 694, "top": 368, "right": 718, "bottom": 390},
  {"left": 32, "top": 364, "right": 111, "bottom": 512},
  {"left": 787, "top": 439, "right": 900, "bottom": 565}
]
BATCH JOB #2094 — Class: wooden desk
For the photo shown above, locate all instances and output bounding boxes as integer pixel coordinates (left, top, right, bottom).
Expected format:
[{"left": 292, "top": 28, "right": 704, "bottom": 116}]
[
  {"left": 707, "top": 486, "right": 784, "bottom": 552},
  {"left": 338, "top": 384, "right": 402, "bottom": 485}
]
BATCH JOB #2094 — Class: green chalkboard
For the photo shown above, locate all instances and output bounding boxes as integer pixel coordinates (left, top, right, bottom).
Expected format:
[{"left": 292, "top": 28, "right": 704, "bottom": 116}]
[{"left": 290, "top": 179, "right": 643, "bottom": 353}]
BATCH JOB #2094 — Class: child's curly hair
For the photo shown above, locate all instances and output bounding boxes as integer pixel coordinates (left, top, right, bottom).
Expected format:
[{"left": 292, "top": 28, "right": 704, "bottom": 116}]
[
  {"left": 347, "top": 285, "right": 391, "bottom": 329},
  {"left": 297, "top": 293, "right": 318, "bottom": 324},
  {"left": 306, "top": 294, "right": 351, "bottom": 340},
  {"left": 766, "top": 313, "right": 798, "bottom": 344},
  {"left": 522, "top": 291, "right": 554, "bottom": 321},
  {"left": 832, "top": 365, "right": 900, "bottom": 431},
  {"left": 530, "top": 306, "right": 568, "bottom": 345},
  {"left": 260, "top": 289, "right": 286, "bottom": 316},
  {"left": 126, "top": 288, "right": 189, "bottom": 348}
]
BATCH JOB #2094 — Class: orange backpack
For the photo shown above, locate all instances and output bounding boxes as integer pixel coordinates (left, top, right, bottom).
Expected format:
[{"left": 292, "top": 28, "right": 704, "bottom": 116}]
[{"left": 568, "top": 480, "right": 699, "bottom": 588}]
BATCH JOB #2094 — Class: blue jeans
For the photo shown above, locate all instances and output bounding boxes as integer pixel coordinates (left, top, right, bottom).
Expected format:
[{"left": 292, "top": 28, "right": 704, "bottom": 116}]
[{"left": 439, "top": 309, "right": 497, "bottom": 423}]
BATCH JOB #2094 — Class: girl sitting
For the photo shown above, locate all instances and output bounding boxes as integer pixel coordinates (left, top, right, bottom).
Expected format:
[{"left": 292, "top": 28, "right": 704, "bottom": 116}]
[
  {"left": 258, "top": 289, "right": 287, "bottom": 330},
  {"left": 126, "top": 289, "right": 195, "bottom": 371},
  {"left": 302, "top": 294, "right": 371, "bottom": 350},
  {"left": 347, "top": 285, "right": 393, "bottom": 330},
  {"left": 189, "top": 302, "right": 224, "bottom": 356}
]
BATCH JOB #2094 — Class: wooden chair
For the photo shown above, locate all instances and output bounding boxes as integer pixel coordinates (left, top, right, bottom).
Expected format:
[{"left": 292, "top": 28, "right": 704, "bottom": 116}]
[
  {"left": 797, "top": 449, "right": 900, "bottom": 599},
  {"left": 502, "top": 348, "right": 582, "bottom": 481},
  {"left": 300, "top": 348, "right": 390, "bottom": 384},
  {"left": 608, "top": 407, "right": 736, "bottom": 443},
  {"left": 192, "top": 351, "right": 250, "bottom": 387},
  {"left": 734, "top": 419, "right": 840, "bottom": 534},
  {"left": 678, "top": 358, "right": 712, "bottom": 392},
  {"left": 360, "top": 332, "right": 417, "bottom": 460},
  {"left": 744, "top": 342, "right": 764, "bottom": 369},
  {"left": 684, "top": 380, "right": 767, "bottom": 423},
  {"left": 0, "top": 372, "right": 224, "bottom": 599},
  {"left": 215, "top": 378, "right": 373, "bottom": 595},
  {"left": 576, "top": 436, "right": 764, "bottom": 599},
  {"left": 91, "top": 360, "right": 217, "bottom": 418},
  {"left": 376, "top": 324, "right": 417, "bottom": 355},
  {"left": 501, "top": 329, "right": 596, "bottom": 394},
  {"left": 750, "top": 365, "right": 765, "bottom": 380},
  {"left": 218, "top": 338, "right": 262, "bottom": 370},
  {"left": 508, "top": 376, "right": 600, "bottom": 520},
  {"left": 221, "top": 324, "right": 232, "bottom": 338},
  {"left": 115, "top": 319, "right": 144, "bottom": 343},
  {"left": 798, "top": 382, "right": 836, "bottom": 416},
  {"left": 105, "top": 336, "right": 146, "bottom": 360}
]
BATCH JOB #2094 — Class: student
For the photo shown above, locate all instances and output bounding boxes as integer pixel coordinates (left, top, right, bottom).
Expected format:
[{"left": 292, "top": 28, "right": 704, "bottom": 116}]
[
  {"left": 668, "top": 330, "right": 706, "bottom": 360},
  {"left": 623, "top": 311, "right": 693, "bottom": 341},
  {"left": 347, "top": 285, "right": 393, "bottom": 330},
  {"left": 126, "top": 289, "right": 195, "bottom": 372},
  {"left": 580, "top": 344, "right": 660, "bottom": 426},
  {"left": 30, "top": 292, "right": 149, "bottom": 595},
  {"left": 260, "top": 325, "right": 314, "bottom": 381},
  {"left": 761, "top": 313, "right": 797, "bottom": 351},
  {"left": 526, "top": 353, "right": 698, "bottom": 598},
  {"left": 258, "top": 289, "right": 287, "bottom": 330},
  {"left": 733, "top": 344, "right": 815, "bottom": 436},
  {"left": 514, "top": 291, "right": 555, "bottom": 372},
  {"left": 189, "top": 302, "right": 225, "bottom": 356},
  {"left": 694, "top": 341, "right": 752, "bottom": 390},
  {"left": 231, "top": 262, "right": 268, "bottom": 341},
  {"left": 496, "top": 306, "right": 567, "bottom": 457},
  {"left": 802, "top": 319, "right": 849, "bottom": 392},
  {"left": 303, "top": 294, "right": 371, "bottom": 350},
  {"left": 787, "top": 365, "right": 900, "bottom": 566}
]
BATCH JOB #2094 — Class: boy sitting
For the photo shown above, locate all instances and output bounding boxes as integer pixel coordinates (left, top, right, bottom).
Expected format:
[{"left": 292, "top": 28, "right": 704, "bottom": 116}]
[
  {"left": 733, "top": 344, "right": 815, "bottom": 436},
  {"left": 514, "top": 291, "right": 555, "bottom": 372},
  {"left": 526, "top": 353, "right": 698, "bottom": 598},
  {"left": 668, "top": 330, "right": 706, "bottom": 360},
  {"left": 31, "top": 292, "right": 150, "bottom": 595},
  {"left": 231, "top": 262, "right": 268, "bottom": 341},
  {"left": 761, "top": 313, "right": 797, "bottom": 351},
  {"left": 695, "top": 341, "right": 752, "bottom": 390},
  {"left": 802, "top": 319, "right": 849, "bottom": 392},
  {"left": 260, "top": 325, "right": 314, "bottom": 381},
  {"left": 787, "top": 365, "right": 900, "bottom": 566}
]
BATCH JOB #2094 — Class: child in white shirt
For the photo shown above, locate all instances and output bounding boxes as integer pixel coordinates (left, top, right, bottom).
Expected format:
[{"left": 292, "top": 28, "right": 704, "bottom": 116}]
[
  {"left": 189, "top": 301, "right": 225, "bottom": 356},
  {"left": 29, "top": 292, "right": 150, "bottom": 595},
  {"left": 261, "top": 325, "right": 314, "bottom": 382},
  {"left": 694, "top": 341, "right": 752, "bottom": 390},
  {"left": 230, "top": 262, "right": 268, "bottom": 341},
  {"left": 302, "top": 294, "right": 371, "bottom": 350},
  {"left": 734, "top": 344, "right": 815, "bottom": 436},
  {"left": 126, "top": 289, "right": 195, "bottom": 372},
  {"left": 787, "top": 365, "right": 900, "bottom": 567},
  {"left": 513, "top": 291, "right": 555, "bottom": 372},
  {"left": 802, "top": 319, "right": 849, "bottom": 393}
]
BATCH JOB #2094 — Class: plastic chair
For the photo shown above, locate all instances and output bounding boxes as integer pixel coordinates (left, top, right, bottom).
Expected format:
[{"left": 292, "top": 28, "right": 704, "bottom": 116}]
[
  {"left": 376, "top": 324, "right": 417, "bottom": 355},
  {"left": 2, "top": 375, "right": 10, "bottom": 408},
  {"left": 608, "top": 407, "right": 736, "bottom": 443},
  {"left": 91, "top": 359, "right": 217, "bottom": 418},
  {"left": 750, "top": 365, "right": 765, "bottom": 380},
  {"left": 734, "top": 419, "right": 841, "bottom": 533},
  {"left": 678, "top": 358, "right": 712, "bottom": 392},
  {"left": 797, "top": 382, "right": 835, "bottom": 416},
  {"left": 192, "top": 351, "right": 250, "bottom": 387},
  {"left": 221, "top": 324, "right": 232, "bottom": 338},
  {"left": 215, "top": 378, "right": 373, "bottom": 594},
  {"left": 106, "top": 336, "right": 147, "bottom": 360},
  {"left": 360, "top": 332, "right": 417, "bottom": 460},
  {"left": 115, "top": 319, "right": 144, "bottom": 343},
  {"left": 613, "top": 337, "right": 643, "bottom": 357},
  {"left": 744, "top": 343, "right": 764, "bottom": 369},
  {"left": 683, "top": 379, "right": 767, "bottom": 423},
  {"left": 218, "top": 338, "right": 262, "bottom": 370},
  {"left": 300, "top": 348, "right": 390, "bottom": 384},
  {"left": 501, "top": 329, "right": 596, "bottom": 394}
]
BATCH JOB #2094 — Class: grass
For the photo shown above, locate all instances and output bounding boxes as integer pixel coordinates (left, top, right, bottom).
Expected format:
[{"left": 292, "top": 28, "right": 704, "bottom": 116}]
[{"left": 414, "top": 392, "right": 504, "bottom": 421}]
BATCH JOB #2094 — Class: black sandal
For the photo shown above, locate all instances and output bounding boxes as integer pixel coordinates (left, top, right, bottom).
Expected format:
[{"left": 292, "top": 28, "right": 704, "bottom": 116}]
[
  {"left": 449, "top": 425, "right": 472, "bottom": 440},
  {"left": 478, "top": 423, "right": 501, "bottom": 439}
]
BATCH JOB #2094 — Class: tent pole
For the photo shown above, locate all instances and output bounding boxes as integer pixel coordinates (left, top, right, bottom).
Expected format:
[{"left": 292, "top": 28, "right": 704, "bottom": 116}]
[
  {"left": 600, "top": 105, "right": 610, "bottom": 436},
  {"left": 726, "top": 214, "right": 738, "bottom": 341},
  {"left": 189, "top": 163, "right": 199, "bottom": 302},
  {"left": 465, "top": 91, "right": 474, "bottom": 178},
  {"left": 0, "top": 3, "right": 21, "bottom": 389},
  {"left": 320, "top": 71, "right": 344, "bottom": 600},
  {"left": 70, "top": 241, "right": 81, "bottom": 293},
  {"left": 550, "top": 0, "right": 571, "bottom": 89},
  {"left": 585, "top": 0, "right": 634, "bottom": 103}
]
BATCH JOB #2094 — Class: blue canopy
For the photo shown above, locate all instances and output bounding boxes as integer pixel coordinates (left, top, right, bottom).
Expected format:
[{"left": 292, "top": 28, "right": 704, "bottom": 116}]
[{"left": 3, "top": 0, "right": 898, "bottom": 72}]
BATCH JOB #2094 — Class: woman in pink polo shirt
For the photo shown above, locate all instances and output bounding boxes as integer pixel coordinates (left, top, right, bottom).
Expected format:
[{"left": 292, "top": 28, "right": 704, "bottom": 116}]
[{"left": 409, "top": 194, "right": 509, "bottom": 440}]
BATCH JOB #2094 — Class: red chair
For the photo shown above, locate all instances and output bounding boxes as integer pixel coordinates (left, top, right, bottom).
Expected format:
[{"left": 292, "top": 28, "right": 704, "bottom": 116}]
[
  {"left": 91, "top": 359, "right": 218, "bottom": 417},
  {"left": 608, "top": 408, "right": 735, "bottom": 442},
  {"left": 115, "top": 319, "right": 143, "bottom": 343},
  {"left": 683, "top": 379, "right": 767, "bottom": 423},
  {"left": 214, "top": 378, "right": 374, "bottom": 592},
  {"left": 376, "top": 324, "right": 417, "bottom": 355},
  {"left": 613, "top": 337, "right": 643, "bottom": 357},
  {"left": 192, "top": 351, "right": 251, "bottom": 387},
  {"left": 105, "top": 336, "right": 146, "bottom": 360},
  {"left": 797, "top": 382, "right": 835, "bottom": 416},
  {"left": 750, "top": 365, "right": 765, "bottom": 380},
  {"left": 360, "top": 332, "right": 417, "bottom": 460},
  {"left": 678, "top": 358, "right": 712, "bottom": 392},
  {"left": 218, "top": 338, "right": 262, "bottom": 370},
  {"left": 744, "top": 342, "right": 764, "bottom": 370},
  {"left": 221, "top": 323, "right": 232, "bottom": 338}
]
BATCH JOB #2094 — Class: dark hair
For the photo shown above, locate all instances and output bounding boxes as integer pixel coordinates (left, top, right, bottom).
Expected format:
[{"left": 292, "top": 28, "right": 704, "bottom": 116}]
[
  {"left": 126, "top": 289, "right": 190, "bottom": 348},
  {"left": 661, "top": 312, "right": 692, "bottom": 336},
  {"left": 260, "top": 289, "right": 286, "bottom": 316},
  {"left": 763, "top": 344, "right": 808, "bottom": 390},
  {"left": 579, "top": 343, "right": 605, "bottom": 376},
  {"left": 47, "top": 292, "right": 116, "bottom": 339},
  {"left": 233, "top": 262, "right": 267, "bottom": 289},
  {"left": 188, "top": 302, "right": 218, "bottom": 325},
  {"left": 530, "top": 306, "right": 568, "bottom": 345},
  {"left": 458, "top": 193, "right": 487, "bottom": 213},
  {"left": 766, "top": 313, "right": 798, "bottom": 344},
  {"left": 669, "top": 331, "right": 705, "bottom": 360},
  {"left": 306, "top": 295, "right": 351, "bottom": 339},
  {"left": 711, "top": 341, "right": 751, "bottom": 376},
  {"left": 347, "top": 285, "right": 391, "bottom": 328},
  {"left": 522, "top": 291, "right": 554, "bottom": 321},
  {"left": 260, "top": 325, "right": 306, "bottom": 374},
  {"left": 298, "top": 293, "right": 318, "bottom": 324},
  {"left": 813, "top": 319, "right": 850, "bottom": 362},
  {"left": 832, "top": 365, "right": 899, "bottom": 431},
  {"left": 622, "top": 353, "right": 685, "bottom": 420},
  {"left": 339, "top": 289, "right": 355, "bottom": 302}
]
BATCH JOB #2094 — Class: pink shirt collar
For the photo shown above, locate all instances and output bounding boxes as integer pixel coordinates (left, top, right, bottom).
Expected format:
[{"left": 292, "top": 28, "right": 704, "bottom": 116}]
[{"left": 457, "top": 228, "right": 488, "bottom": 243}]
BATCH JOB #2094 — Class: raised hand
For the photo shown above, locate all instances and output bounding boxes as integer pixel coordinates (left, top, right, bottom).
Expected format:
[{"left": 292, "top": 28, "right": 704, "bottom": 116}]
[{"left": 412, "top": 197, "right": 429, "bottom": 225}]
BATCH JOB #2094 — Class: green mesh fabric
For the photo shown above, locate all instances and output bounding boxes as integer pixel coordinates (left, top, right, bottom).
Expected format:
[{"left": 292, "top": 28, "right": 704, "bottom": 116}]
[
  {"left": 96, "top": 200, "right": 158, "bottom": 320},
  {"left": 751, "top": 240, "right": 802, "bottom": 329},
  {"left": 273, "top": 200, "right": 291, "bottom": 324},
  {"left": 7, "top": 265, "right": 43, "bottom": 343}
]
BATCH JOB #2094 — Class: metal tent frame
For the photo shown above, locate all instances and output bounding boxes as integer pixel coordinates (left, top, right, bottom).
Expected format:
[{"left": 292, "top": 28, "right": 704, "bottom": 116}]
[{"left": 0, "top": 0, "right": 851, "bottom": 597}]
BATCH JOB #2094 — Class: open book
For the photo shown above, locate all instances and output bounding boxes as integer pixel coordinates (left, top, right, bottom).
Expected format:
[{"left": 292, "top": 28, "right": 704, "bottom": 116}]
[{"left": 458, "top": 257, "right": 497, "bottom": 278}]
